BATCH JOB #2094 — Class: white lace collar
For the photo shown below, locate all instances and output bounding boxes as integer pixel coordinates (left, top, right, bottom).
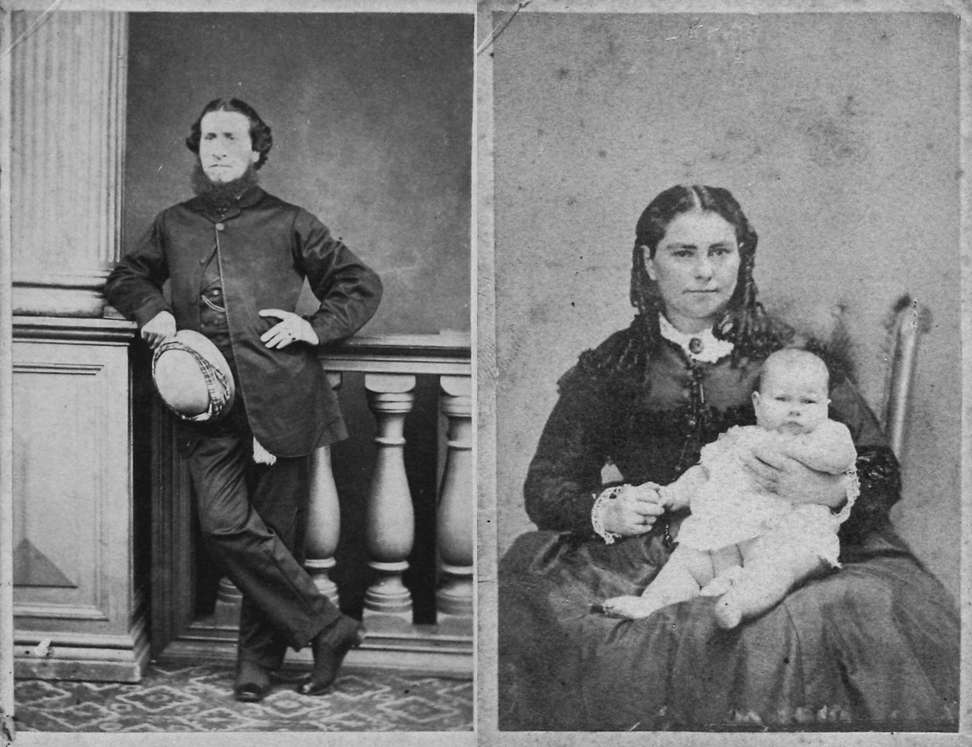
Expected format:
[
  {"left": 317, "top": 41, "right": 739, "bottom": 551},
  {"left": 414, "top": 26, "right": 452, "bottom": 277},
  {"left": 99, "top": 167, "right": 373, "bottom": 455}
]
[{"left": 657, "top": 314, "right": 734, "bottom": 364}]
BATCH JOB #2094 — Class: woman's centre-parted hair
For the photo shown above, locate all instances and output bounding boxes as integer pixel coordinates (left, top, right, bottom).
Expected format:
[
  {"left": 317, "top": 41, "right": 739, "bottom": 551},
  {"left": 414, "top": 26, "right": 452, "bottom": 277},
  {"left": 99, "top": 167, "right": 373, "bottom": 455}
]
[
  {"left": 630, "top": 184, "right": 756, "bottom": 315},
  {"left": 629, "top": 184, "right": 784, "bottom": 360},
  {"left": 185, "top": 98, "right": 274, "bottom": 170}
]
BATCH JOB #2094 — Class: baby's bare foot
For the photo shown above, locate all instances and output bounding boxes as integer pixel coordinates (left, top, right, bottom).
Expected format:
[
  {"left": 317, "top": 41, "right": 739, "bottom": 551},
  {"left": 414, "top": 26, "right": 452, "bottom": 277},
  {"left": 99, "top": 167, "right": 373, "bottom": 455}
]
[
  {"left": 600, "top": 595, "right": 662, "bottom": 619},
  {"left": 700, "top": 565, "right": 745, "bottom": 597},
  {"left": 714, "top": 594, "right": 743, "bottom": 629}
]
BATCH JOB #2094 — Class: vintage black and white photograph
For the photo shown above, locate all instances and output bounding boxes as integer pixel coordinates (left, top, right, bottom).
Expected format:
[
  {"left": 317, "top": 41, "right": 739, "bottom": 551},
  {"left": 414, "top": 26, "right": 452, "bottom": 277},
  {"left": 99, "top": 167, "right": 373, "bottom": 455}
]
[
  {"left": 1, "top": 0, "right": 971, "bottom": 743},
  {"left": 491, "top": 6, "right": 964, "bottom": 733},
  {"left": 1, "top": 5, "right": 473, "bottom": 739}
]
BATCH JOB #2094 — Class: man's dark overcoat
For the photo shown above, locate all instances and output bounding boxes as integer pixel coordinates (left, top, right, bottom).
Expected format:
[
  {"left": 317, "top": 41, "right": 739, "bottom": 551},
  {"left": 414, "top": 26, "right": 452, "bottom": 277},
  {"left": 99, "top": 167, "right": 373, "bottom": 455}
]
[{"left": 105, "top": 186, "right": 382, "bottom": 456}]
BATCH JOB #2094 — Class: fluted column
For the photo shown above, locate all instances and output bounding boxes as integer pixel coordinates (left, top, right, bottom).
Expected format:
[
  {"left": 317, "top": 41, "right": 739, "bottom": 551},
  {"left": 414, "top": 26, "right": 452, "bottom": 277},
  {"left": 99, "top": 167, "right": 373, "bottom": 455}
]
[
  {"left": 9, "top": 10, "right": 127, "bottom": 316},
  {"left": 363, "top": 374, "right": 416, "bottom": 620},
  {"left": 436, "top": 375, "right": 474, "bottom": 619},
  {"left": 304, "top": 372, "right": 344, "bottom": 604}
]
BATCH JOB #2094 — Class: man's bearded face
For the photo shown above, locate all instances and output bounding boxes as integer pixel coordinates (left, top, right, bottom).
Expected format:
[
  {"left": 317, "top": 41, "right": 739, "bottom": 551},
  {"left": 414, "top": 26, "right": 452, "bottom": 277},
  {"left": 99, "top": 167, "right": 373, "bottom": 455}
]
[{"left": 198, "top": 110, "right": 259, "bottom": 183}]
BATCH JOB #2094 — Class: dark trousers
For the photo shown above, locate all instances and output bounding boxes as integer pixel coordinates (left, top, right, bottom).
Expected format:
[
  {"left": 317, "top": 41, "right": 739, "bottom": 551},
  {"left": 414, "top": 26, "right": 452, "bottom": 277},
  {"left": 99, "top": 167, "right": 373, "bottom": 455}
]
[{"left": 179, "top": 321, "right": 340, "bottom": 669}]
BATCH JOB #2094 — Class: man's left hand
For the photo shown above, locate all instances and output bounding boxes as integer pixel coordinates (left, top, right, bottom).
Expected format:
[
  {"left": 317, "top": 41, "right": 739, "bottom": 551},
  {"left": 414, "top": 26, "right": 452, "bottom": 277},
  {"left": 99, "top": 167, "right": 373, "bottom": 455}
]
[{"left": 258, "top": 309, "right": 320, "bottom": 349}]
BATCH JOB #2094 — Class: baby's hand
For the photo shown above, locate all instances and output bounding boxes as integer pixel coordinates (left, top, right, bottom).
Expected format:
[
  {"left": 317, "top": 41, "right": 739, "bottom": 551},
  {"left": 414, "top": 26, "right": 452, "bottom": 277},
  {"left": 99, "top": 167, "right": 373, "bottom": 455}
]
[{"left": 635, "top": 481, "right": 664, "bottom": 504}]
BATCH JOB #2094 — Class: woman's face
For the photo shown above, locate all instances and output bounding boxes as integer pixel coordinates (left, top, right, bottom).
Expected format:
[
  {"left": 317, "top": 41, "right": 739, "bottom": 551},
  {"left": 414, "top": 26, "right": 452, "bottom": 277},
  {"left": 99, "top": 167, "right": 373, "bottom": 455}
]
[{"left": 644, "top": 210, "right": 740, "bottom": 333}]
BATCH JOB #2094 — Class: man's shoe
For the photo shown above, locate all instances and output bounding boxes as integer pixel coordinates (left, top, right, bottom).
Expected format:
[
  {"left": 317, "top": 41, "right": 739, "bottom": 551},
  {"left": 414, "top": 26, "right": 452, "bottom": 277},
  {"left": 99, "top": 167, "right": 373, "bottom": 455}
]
[
  {"left": 296, "top": 615, "right": 366, "bottom": 696},
  {"left": 233, "top": 659, "right": 272, "bottom": 703}
]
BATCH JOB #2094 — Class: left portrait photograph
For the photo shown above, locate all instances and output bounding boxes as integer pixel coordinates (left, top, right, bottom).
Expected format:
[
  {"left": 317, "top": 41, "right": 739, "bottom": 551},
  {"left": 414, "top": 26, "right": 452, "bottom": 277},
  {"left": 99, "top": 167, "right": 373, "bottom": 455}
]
[{"left": 1, "top": 7, "right": 473, "bottom": 737}]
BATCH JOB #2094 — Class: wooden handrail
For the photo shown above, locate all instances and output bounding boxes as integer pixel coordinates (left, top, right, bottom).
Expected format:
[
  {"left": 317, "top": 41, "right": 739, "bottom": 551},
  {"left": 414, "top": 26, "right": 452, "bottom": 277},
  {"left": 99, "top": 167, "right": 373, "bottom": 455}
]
[{"left": 319, "top": 332, "right": 470, "bottom": 375}]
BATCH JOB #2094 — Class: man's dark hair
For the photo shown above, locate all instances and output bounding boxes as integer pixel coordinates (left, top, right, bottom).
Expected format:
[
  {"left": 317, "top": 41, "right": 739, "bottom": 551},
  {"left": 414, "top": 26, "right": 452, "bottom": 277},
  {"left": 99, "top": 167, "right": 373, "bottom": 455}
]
[{"left": 185, "top": 98, "right": 273, "bottom": 169}]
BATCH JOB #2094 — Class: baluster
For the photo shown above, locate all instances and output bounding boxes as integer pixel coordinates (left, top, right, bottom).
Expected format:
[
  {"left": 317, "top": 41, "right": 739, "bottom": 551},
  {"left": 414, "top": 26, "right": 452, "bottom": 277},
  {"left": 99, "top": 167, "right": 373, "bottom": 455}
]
[
  {"left": 436, "top": 375, "right": 474, "bottom": 620},
  {"left": 363, "top": 374, "right": 416, "bottom": 620},
  {"left": 213, "top": 578, "right": 243, "bottom": 628},
  {"left": 303, "top": 372, "right": 344, "bottom": 603}
]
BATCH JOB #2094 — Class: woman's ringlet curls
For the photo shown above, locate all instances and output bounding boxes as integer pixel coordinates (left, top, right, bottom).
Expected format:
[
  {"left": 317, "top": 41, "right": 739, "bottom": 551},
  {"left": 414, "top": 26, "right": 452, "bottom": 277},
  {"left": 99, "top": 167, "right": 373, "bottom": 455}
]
[{"left": 629, "top": 184, "right": 788, "bottom": 360}]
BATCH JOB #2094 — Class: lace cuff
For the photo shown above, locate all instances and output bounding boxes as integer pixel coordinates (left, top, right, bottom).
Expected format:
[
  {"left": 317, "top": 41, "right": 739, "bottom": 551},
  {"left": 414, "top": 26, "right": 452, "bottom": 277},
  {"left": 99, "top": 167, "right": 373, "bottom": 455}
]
[
  {"left": 591, "top": 485, "right": 623, "bottom": 544},
  {"left": 832, "top": 467, "right": 861, "bottom": 525}
]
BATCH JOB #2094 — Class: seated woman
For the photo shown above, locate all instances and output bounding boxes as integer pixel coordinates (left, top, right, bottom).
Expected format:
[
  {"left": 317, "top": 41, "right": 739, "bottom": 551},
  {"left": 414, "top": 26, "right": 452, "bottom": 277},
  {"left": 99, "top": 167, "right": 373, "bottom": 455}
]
[{"left": 498, "top": 184, "right": 959, "bottom": 731}]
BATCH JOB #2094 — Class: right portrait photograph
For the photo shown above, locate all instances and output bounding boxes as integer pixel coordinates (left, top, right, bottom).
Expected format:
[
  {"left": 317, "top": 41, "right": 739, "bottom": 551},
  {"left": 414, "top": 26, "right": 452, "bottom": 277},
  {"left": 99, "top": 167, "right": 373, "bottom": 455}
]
[{"left": 491, "top": 7, "right": 963, "bottom": 732}]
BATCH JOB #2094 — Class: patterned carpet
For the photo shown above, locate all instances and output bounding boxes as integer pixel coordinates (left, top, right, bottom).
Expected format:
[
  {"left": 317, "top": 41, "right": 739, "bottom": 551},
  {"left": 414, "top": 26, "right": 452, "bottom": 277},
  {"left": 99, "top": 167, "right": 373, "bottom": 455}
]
[{"left": 13, "top": 662, "right": 473, "bottom": 732}]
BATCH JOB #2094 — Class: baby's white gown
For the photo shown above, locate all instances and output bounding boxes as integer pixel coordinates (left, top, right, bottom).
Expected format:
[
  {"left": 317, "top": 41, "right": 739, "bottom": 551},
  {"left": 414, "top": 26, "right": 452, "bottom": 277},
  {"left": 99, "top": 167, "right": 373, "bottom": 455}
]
[{"left": 676, "top": 424, "right": 855, "bottom": 567}]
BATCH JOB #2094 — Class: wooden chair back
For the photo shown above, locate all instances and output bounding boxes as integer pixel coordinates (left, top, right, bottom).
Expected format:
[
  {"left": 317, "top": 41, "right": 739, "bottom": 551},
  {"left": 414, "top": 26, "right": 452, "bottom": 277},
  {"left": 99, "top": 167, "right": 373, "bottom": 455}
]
[{"left": 880, "top": 298, "right": 930, "bottom": 460}]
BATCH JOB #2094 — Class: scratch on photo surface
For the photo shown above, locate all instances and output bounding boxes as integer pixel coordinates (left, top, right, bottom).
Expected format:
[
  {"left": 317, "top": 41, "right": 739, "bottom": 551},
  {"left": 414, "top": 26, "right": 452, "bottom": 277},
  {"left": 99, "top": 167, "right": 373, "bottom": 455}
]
[
  {"left": 1, "top": 0, "right": 65, "bottom": 59},
  {"left": 477, "top": 0, "right": 531, "bottom": 55},
  {"left": 1, "top": 711, "right": 12, "bottom": 747}
]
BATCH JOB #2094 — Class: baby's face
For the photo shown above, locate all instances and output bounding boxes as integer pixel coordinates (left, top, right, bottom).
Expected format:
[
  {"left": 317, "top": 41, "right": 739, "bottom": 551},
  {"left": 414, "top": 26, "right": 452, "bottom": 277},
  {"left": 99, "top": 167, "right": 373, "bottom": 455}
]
[{"left": 752, "top": 364, "right": 830, "bottom": 435}]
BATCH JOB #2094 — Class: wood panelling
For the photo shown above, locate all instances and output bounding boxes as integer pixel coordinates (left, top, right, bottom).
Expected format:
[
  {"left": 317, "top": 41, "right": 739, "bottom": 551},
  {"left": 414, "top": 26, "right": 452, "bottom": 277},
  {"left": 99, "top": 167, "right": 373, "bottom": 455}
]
[{"left": 12, "top": 317, "right": 148, "bottom": 682}]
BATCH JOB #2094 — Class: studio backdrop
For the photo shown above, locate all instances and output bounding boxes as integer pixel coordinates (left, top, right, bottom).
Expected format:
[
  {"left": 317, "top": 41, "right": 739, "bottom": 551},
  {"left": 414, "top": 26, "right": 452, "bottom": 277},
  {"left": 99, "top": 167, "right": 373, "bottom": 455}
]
[{"left": 493, "top": 11, "right": 960, "bottom": 601}]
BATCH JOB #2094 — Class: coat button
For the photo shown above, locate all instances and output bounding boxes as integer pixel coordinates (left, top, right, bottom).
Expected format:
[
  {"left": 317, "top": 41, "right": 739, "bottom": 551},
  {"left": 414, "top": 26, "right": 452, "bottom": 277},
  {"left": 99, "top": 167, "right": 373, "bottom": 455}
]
[{"left": 215, "top": 222, "right": 225, "bottom": 231}]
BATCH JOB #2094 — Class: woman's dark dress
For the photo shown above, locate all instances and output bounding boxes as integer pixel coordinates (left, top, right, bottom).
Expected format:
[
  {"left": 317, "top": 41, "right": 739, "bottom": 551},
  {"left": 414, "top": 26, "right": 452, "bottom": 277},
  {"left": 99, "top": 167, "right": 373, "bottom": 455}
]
[{"left": 498, "top": 324, "right": 959, "bottom": 731}]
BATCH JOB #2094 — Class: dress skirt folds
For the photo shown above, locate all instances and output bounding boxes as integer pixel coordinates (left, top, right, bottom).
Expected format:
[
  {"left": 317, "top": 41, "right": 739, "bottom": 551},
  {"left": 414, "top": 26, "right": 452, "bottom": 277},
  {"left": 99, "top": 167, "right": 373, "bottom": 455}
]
[{"left": 498, "top": 524, "right": 959, "bottom": 731}]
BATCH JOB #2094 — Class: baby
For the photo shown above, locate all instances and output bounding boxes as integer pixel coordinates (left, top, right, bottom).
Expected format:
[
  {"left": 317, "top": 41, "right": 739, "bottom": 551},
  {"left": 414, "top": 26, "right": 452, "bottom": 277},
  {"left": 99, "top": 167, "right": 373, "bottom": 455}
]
[{"left": 602, "top": 348, "right": 857, "bottom": 629}]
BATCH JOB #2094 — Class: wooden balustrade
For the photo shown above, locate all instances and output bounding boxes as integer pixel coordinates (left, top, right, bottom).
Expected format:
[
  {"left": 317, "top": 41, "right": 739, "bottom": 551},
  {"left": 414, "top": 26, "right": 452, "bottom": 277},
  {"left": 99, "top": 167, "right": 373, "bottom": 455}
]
[
  {"left": 185, "top": 333, "right": 472, "bottom": 676},
  {"left": 315, "top": 334, "right": 473, "bottom": 674}
]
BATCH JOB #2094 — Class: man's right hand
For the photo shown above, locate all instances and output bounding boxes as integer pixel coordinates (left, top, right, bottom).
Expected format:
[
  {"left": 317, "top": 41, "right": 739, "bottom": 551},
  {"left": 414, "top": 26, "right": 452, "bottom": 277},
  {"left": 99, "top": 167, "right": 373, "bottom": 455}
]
[{"left": 141, "top": 310, "right": 176, "bottom": 349}]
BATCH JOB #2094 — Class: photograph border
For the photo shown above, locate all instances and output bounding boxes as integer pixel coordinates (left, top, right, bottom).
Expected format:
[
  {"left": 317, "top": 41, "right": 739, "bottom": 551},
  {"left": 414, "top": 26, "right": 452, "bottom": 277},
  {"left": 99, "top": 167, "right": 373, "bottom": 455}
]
[
  {"left": 477, "top": 0, "right": 970, "bottom": 744},
  {"left": 0, "top": 1, "right": 477, "bottom": 746},
  {"left": 0, "top": 0, "right": 968, "bottom": 744}
]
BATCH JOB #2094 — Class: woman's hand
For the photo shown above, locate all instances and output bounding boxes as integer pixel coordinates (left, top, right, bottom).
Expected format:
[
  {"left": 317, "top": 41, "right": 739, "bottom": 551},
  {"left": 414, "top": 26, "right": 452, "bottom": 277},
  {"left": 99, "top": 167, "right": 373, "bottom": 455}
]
[
  {"left": 258, "top": 309, "right": 320, "bottom": 349},
  {"left": 599, "top": 483, "right": 666, "bottom": 536},
  {"left": 141, "top": 310, "right": 176, "bottom": 350},
  {"left": 742, "top": 443, "right": 846, "bottom": 509}
]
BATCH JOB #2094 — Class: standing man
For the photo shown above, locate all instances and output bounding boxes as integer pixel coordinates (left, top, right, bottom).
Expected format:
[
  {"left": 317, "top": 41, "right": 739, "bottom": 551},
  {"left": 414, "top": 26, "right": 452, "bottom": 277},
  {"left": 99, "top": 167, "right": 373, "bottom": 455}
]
[{"left": 105, "top": 98, "right": 382, "bottom": 701}]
